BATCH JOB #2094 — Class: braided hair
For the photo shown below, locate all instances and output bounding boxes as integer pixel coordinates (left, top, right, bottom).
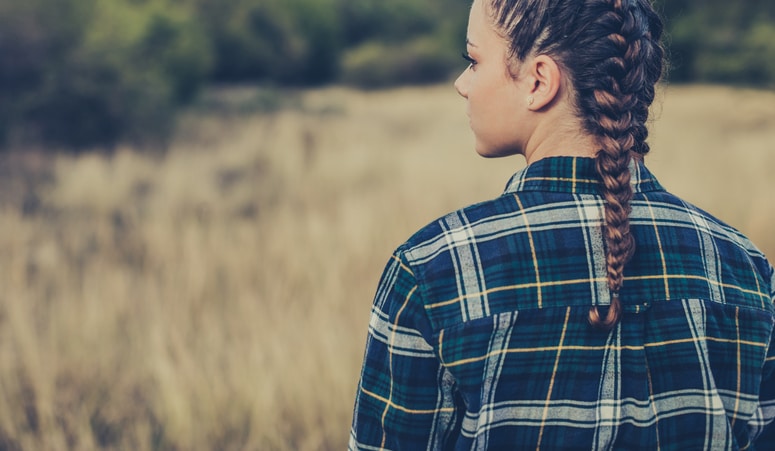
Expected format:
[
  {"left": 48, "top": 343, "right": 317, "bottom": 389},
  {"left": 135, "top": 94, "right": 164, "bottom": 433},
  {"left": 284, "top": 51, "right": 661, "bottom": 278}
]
[{"left": 488, "top": 0, "right": 664, "bottom": 329}]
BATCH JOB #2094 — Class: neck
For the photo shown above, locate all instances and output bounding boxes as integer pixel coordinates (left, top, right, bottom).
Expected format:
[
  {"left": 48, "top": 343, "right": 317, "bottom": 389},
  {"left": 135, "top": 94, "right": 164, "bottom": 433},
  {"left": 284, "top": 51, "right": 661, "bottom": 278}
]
[
  {"left": 522, "top": 100, "right": 598, "bottom": 165},
  {"left": 523, "top": 126, "right": 598, "bottom": 165}
]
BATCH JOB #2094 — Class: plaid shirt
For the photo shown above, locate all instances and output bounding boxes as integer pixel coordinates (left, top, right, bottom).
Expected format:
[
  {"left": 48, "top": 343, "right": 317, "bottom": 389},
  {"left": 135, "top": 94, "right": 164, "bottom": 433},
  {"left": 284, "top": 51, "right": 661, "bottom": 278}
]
[{"left": 350, "top": 157, "right": 775, "bottom": 450}]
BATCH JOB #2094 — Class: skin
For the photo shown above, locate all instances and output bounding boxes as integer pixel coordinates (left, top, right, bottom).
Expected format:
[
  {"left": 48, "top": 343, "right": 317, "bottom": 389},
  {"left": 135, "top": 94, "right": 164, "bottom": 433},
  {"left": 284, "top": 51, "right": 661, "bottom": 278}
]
[{"left": 454, "top": 0, "right": 598, "bottom": 164}]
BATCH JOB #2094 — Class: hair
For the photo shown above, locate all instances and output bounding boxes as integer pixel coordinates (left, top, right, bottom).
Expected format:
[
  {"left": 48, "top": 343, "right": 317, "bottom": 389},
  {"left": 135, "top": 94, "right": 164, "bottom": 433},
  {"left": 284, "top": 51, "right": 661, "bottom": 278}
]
[{"left": 487, "top": 0, "right": 664, "bottom": 330}]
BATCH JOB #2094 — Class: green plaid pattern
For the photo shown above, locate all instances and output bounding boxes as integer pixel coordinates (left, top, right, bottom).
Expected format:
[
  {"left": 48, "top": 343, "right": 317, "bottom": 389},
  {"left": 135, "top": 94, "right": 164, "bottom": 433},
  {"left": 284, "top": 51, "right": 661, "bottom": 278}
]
[{"left": 350, "top": 157, "right": 775, "bottom": 450}]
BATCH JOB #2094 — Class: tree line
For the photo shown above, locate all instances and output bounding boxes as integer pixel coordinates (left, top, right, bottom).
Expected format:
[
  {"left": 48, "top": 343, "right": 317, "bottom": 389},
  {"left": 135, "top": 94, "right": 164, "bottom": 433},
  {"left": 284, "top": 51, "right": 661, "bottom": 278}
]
[{"left": 1, "top": 0, "right": 773, "bottom": 150}]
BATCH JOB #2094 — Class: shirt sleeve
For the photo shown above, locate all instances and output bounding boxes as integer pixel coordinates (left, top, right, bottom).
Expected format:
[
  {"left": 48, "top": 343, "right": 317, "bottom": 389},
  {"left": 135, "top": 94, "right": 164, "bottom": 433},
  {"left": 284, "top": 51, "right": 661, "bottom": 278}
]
[
  {"left": 349, "top": 250, "right": 462, "bottom": 451},
  {"left": 753, "top": 265, "right": 775, "bottom": 448}
]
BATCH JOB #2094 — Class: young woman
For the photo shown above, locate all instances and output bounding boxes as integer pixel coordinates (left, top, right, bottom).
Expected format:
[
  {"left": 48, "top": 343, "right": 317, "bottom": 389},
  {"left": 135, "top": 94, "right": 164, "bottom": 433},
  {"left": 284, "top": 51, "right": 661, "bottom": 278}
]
[{"left": 349, "top": 0, "right": 775, "bottom": 449}]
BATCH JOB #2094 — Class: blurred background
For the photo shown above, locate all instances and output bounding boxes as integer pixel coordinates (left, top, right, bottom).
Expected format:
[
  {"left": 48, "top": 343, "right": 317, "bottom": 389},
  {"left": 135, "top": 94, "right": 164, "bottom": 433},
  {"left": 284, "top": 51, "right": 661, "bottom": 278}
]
[{"left": 0, "top": 0, "right": 773, "bottom": 449}]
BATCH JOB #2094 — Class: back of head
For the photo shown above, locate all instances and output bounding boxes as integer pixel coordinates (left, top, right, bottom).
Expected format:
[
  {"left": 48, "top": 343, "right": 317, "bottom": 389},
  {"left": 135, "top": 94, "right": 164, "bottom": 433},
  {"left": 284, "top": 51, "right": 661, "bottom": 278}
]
[{"left": 488, "top": 0, "right": 665, "bottom": 329}]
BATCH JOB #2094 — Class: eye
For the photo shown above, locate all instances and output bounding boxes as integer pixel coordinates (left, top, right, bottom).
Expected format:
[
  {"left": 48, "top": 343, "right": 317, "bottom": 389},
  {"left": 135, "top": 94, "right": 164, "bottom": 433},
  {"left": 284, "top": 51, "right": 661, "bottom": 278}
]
[{"left": 461, "top": 52, "right": 477, "bottom": 68}]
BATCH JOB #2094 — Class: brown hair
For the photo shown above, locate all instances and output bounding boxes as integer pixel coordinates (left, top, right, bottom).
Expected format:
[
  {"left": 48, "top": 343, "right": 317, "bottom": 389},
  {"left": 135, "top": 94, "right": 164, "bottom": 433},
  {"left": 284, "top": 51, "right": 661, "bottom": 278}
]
[{"left": 488, "top": 0, "right": 664, "bottom": 329}]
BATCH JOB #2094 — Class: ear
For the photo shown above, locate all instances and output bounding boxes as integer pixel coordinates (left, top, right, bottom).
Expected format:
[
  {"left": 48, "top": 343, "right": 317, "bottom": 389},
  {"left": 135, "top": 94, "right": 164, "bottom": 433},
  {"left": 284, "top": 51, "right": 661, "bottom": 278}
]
[{"left": 524, "top": 54, "right": 562, "bottom": 111}]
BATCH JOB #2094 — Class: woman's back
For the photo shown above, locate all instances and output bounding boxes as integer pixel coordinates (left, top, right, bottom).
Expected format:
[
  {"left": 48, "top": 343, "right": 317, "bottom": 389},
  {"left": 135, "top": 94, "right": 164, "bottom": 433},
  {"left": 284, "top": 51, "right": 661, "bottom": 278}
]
[{"left": 351, "top": 157, "right": 774, "bottom": 450}]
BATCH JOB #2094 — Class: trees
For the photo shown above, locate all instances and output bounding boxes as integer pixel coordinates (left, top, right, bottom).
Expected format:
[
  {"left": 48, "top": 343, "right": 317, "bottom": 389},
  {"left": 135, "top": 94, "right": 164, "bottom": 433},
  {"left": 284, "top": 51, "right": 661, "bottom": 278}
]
[
  {"left": 0, "top": 0, "right": 211, "bottom": 149},
  {"left": 656, "top": 0, "right": 775, "bottom": 85}
]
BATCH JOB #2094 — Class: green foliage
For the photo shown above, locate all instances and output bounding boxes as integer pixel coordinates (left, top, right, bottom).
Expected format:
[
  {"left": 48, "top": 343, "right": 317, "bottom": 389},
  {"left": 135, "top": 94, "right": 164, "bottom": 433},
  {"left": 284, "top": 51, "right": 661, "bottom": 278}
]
[
  {"left": 1, "top": 0, "right": 212, "bottom": 149},
  {"left": 0, "top": 0, "right": 473, "bottom": 149},
  {"left": 338, "top": 0, "right": 439, "bottom": 45},
  {"left": 137, "top": 4, "right": 213, "bottom": 104},
  {"left": 0, "top": 0, "right": 84, "bottom": 146},
  {"left": 341, "top": 36, "right": 461, "bottom": 89},
  {"left": 337, "top": 0, "right": 469, "bottom": 88},
  {"left": 656, "top": 0, "right": 775, "bottom": 86},
  {"left": 196, "top": 0, "right": 341, "bottom": 84}
]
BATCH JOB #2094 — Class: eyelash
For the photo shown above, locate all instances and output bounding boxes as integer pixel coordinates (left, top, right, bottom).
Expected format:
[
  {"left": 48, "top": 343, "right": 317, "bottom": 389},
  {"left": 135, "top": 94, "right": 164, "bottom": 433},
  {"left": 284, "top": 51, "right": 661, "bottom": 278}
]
[{"left": 462, "top": 52, "right": 477, "bottom": 67}]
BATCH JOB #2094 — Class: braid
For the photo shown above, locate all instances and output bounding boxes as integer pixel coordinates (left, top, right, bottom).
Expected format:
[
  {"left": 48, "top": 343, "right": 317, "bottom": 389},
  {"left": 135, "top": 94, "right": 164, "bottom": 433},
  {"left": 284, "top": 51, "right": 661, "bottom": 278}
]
[
  {"left": 581, "top": 0, "right": 662, "bottom": 329},
  {"left": 489, "top": 0, "right": 664, "bottom": 329}
]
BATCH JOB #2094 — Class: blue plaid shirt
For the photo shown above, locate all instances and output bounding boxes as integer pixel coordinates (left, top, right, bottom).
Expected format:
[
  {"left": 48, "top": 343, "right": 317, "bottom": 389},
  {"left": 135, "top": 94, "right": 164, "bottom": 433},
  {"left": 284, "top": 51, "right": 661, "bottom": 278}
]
[{"left": 350, "top": 157, "right": 775, "bottom": 450}]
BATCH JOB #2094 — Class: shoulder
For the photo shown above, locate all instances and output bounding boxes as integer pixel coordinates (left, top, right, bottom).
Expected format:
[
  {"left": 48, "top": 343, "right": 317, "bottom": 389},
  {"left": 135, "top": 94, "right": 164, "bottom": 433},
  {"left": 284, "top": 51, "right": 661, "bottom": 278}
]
[
  {"left": 634, "top": 183, "right": 752, "bottom": 245},
  {"left": 396, "top": 194, "right": 520, "bottom": 264},
  {"left": 636, "top": 188, "right": 774, "bottom": 306},
  {"left": 392, "top": 189, "right": 567, "bottom": 293},
  {"left": 652, "top": 190, "right": 765, "bottom": 257}
]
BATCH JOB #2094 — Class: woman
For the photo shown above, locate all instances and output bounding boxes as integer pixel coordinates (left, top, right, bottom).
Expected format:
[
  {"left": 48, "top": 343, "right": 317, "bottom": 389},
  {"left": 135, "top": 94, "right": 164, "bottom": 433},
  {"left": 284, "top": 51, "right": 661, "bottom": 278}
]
[{"left": 349, "top": 0, "right": 775, "bottom": 449}]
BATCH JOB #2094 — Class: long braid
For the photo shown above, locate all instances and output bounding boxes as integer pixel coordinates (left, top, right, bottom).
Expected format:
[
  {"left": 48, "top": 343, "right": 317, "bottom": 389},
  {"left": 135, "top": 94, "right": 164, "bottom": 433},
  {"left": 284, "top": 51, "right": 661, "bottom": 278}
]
[
  {"left": 581, "top": 0, "right": 663, "bottom": 329},
  {"left": 489, "top": 0, "right": 664, "bottom": 329}
]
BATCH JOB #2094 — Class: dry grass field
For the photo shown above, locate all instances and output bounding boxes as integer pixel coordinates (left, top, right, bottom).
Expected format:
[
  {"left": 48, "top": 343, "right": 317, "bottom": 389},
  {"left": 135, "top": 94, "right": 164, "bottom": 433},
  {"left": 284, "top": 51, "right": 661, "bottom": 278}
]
[{"left": 0, "top": 83, "right": 773, "bottom": 450}]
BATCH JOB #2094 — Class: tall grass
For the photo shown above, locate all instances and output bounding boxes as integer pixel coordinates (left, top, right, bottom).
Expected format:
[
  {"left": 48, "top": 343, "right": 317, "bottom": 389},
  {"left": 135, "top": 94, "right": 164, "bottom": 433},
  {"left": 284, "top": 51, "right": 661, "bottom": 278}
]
[{"left": 0, "top": 84, "right": 773, "bottom": 450}]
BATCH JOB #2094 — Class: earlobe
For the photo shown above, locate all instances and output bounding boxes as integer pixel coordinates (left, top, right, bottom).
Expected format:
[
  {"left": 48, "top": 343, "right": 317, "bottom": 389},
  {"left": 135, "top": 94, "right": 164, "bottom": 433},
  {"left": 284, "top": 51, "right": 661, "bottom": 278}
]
[{"left": 527, "top": 55, "right": 562, "bottom": 111}]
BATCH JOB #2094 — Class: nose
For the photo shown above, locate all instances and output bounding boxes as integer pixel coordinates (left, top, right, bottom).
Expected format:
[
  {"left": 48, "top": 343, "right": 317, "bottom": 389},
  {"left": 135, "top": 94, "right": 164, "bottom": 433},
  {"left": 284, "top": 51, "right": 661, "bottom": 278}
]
[{"left": 454, "top": 69, "right": 469, "bottom": 98}]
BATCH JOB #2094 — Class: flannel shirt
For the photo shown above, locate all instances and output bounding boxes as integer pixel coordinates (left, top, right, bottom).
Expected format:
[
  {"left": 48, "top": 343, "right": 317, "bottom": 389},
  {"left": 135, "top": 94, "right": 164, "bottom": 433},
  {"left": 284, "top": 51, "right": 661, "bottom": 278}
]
[{"left": 350, "top": 156, "right": 775, "bottom": 450}]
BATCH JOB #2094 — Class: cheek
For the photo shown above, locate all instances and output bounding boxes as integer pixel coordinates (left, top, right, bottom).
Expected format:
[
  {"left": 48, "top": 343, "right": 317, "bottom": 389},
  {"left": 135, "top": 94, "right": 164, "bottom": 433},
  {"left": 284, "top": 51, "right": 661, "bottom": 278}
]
[
  {"left": 469, "top": 83, "right": 525, "bottom": 156},
  {"left": 467, "top": 77, "right": 495, "bottom": 118},
  {"left": 469, "top": 81, "right": 511, "bottom": 131}
]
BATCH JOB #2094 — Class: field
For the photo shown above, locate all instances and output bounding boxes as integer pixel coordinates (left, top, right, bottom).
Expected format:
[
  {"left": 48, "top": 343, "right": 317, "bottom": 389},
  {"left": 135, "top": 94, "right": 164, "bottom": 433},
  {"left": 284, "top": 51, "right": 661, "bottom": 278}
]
[{"left": 0, "top": 83, "right": 774, "bottom": 450}]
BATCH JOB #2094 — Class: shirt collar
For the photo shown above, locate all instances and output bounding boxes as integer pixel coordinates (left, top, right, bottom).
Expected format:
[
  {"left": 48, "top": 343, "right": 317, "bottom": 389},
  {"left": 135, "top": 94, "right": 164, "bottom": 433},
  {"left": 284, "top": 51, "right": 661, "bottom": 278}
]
[{"left": 502, "top": 156, "right": 664, "bottom": 195}]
